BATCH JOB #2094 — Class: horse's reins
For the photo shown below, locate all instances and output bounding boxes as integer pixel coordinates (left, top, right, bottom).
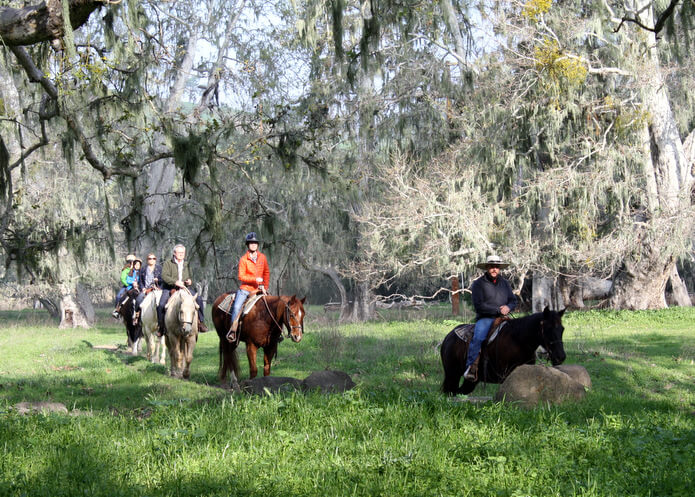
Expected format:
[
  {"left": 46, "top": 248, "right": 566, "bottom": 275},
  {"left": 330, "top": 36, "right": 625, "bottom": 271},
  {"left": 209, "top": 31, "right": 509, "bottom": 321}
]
[
  {"left": 261, "top": 294, "right": 299, "bottom": 338},
  {"left": 173, "top": 287, "right": 195, "bottom": 330}
]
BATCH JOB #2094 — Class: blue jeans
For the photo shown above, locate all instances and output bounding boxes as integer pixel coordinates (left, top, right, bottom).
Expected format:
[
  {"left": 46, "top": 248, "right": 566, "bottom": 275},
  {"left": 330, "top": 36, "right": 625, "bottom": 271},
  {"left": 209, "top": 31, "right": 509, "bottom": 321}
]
[
  {"left": 466, "top": 318, "right": 494, "bottom": 368},
  {"left": 230, "top": 289, "right": 250, "bottom": 325},
  {"left": 115, "top": 287, "right": 128, "bottom": 306}
]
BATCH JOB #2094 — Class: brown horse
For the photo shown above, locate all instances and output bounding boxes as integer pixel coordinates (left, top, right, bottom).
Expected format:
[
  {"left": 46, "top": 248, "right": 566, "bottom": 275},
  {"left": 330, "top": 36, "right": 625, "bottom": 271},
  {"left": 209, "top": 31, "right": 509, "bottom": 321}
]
[
  {"left": 211, "top": 293, "right": 305, "bottom": 390},
  {"left": 440, "top": 307, "right": 566, "bottom": 395}
]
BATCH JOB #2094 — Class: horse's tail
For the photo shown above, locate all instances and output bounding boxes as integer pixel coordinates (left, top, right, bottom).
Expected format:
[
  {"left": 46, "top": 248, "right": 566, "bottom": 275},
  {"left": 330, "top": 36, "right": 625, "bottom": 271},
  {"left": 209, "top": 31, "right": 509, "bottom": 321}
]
[
  {"left": 218, "top": 336, "right": 240, "bottom": 383},
  {"left": 440, "top": 330, "right": 465, "bottom": 395}
]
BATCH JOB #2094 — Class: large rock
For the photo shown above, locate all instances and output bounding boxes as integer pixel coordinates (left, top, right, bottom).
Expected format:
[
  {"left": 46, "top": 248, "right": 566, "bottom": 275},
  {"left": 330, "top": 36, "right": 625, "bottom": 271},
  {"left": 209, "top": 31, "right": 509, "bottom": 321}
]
[
  {"left": 239, "top": 370, "right": 356, "bottom": 395},
  {"left": 239, "top": 376, "right": 302, "bottom": 395},
  {"left": 301, "top": 370, "right": 355, "bottom": 393},
  {"left": 554, "top": 364, "right": 592, "bottom": 389},
  {"left": 494, "top": 365, "right": 588, "bottom": 408}
]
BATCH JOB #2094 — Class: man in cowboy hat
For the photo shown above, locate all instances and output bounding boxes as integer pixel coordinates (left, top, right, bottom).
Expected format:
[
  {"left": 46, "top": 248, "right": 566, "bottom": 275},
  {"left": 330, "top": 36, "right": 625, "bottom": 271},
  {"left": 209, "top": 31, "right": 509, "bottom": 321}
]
[
  {"left": 464, "top": 254, "right": 518, "bottom": 381},
  {"left": 226, "top": 232, "right": 270, "bottom": 342}
]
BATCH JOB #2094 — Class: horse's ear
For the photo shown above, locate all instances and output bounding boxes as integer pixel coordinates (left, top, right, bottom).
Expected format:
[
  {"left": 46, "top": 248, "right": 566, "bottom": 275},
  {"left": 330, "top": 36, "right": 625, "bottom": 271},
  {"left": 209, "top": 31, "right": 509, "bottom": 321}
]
[
  {"left": 543, "top": 306, "right": 550, "bottom": 316},
  {"left": 559, "top": 308, "right": 566, "bottom": 317},
  {"left": 289, "top": 294, "right": 296, "bottom": 302},
  {"left": 300, "top": 296, "right": 306, "bottom": 304}
]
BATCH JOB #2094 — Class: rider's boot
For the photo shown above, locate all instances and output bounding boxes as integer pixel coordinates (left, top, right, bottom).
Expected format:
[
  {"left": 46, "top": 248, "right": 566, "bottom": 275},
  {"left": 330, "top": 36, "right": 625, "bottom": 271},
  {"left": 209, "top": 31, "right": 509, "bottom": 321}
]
[
  {"left": 198, "top": 318, "right": 208, "bottom": 333},
  {"left": 226, "top": 319, "right": 239, "bottom": 343},
  {"left": 464, "top": 355, "right": 480, "bottom": 381},
  {"left": 112, "top": 305, "right": 121, "bottom": 319}
]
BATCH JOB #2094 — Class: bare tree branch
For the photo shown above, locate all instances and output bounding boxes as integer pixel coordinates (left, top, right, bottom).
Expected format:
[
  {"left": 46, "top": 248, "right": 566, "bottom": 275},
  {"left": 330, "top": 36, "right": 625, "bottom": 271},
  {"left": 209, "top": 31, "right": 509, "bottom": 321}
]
[{"left": 615, "top": 0, "right": 681, "bottom": 36}]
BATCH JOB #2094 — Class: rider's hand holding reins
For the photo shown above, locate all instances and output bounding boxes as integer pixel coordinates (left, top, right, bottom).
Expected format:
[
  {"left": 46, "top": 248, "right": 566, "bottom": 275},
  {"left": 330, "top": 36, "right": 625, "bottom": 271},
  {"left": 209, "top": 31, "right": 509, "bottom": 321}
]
[{"left": 500, "top": 305, "right": 511, "bottom": 316}]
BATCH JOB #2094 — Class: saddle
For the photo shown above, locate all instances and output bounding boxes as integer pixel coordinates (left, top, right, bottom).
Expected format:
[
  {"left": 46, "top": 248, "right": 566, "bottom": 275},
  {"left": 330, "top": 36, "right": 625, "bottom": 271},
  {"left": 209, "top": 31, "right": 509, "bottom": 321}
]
[
  {"left": 453, "top": 316, "right": 509, "bottom": 345},
  {"left": 218, "top": 292, "right": 262, "bottom": 317}
]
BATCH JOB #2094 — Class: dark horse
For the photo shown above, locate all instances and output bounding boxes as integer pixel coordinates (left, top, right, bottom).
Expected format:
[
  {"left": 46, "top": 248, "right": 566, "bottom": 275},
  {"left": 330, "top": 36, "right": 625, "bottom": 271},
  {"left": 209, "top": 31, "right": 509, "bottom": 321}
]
[
  {"left": 440, "top": 307, "right": 566, "bottom": 395},
  {"left": 117, "top": 289, "right": 143, "bottom": 356},
  {"left": 211, "top": 293, "right": 306, "bottom": 390}
]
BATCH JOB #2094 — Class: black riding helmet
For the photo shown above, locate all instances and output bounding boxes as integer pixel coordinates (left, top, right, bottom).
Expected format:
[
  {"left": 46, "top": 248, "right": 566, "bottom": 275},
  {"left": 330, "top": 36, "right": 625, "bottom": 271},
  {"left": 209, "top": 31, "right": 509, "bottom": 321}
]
[{"left": 245, "top": 232, "right": 260, "bottom": 245}]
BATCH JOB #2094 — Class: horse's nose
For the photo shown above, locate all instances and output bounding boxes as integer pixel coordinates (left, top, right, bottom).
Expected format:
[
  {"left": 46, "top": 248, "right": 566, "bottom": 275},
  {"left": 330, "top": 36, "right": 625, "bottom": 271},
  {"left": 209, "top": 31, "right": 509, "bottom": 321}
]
[
  {"left": 183, "top": 323, "right": 192, "bottom": 335},
  {"left": 293, "top": 334, "right": 302, "bottom": 343},
  {"left": 552, "top": 350, "right": 566, "bottom": 365}
]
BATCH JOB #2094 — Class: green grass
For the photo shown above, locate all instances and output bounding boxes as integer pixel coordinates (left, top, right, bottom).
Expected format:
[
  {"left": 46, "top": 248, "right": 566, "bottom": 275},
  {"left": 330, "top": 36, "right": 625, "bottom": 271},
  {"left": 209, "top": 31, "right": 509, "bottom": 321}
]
[{"left": 1, "top": 306, "right": 694, "bottom": 496}]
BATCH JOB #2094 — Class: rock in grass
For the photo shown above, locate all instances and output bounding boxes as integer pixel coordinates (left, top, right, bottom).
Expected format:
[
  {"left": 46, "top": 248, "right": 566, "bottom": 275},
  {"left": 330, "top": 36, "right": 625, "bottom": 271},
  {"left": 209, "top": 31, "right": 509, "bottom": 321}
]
[
  {"left": 494, "top": 365, "right": 587, "bottom": 408},
  {"left": 554, "top": 364, "right": 592, "bottom": 389},
  {"left": 302, "top": 370, "right": 355, "bottom": 393},
  {"left": 13, "top": 401, "right": 69, "bottom": 415},
  {"left": 239, "top": 376, "right": 302, "bottom": 394},
  {"left": 239, "top": 370, "right": 356, "bottom": 395}
]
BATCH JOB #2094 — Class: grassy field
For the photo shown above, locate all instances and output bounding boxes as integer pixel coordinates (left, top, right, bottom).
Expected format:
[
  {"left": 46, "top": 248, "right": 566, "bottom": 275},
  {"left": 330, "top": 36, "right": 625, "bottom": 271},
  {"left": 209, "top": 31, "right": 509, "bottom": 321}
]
[{"left": 1, "top": 305, "right": 694, "bottom": 496}]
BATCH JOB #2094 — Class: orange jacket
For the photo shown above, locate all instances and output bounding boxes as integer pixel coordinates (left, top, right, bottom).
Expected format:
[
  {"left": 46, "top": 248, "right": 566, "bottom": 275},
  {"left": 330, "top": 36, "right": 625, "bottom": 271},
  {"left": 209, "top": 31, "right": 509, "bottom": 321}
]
[{"left": 238, "top": 251, "right": 270, "bottom": 292}]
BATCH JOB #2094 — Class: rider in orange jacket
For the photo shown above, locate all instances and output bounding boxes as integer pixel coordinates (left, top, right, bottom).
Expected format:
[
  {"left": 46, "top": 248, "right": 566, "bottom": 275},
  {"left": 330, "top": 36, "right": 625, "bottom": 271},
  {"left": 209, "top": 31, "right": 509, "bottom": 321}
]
[{"left": 226, "top": 232, "right": 270, "bottom": 341}]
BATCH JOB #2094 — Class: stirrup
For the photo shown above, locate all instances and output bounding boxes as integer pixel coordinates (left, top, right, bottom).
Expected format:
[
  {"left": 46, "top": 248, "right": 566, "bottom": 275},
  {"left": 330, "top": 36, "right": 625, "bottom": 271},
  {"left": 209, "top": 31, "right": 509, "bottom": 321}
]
[{"left": 463, "top": 365, "right": 477, "bottom": 381}]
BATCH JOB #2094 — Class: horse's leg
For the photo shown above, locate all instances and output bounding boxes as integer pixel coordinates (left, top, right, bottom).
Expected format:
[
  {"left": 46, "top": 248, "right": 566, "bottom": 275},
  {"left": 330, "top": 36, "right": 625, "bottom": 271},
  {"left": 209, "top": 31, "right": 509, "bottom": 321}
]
[
  {"left": 262, "top": 343, "right": 278, "bottom": 377},
  {"left": 460, "top": 379, "right": 477, "bottom": 395},
  {"left": 166, "top": 335, "right": 181, "bottom": 378},
  {"left": 158, "top": 336, "right": 167, "bottom": 365},
  {"left": 246, "top": 343, "right": 259, "bottom": 379},
  {"left": 441, "top": 334, "right": 467, "bottom": 395},
  {"left": 182, "top": 335, "right": 196, "bottom": 380}
]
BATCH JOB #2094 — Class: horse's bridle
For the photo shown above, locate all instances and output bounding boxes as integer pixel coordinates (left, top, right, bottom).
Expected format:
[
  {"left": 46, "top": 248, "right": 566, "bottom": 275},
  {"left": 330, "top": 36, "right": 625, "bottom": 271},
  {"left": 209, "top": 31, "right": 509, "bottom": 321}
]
[
  {"left": 175, "top": 288, "right": 196, "bottom": 331},
  {"left": 539, "top": 320, "right": 562, "bottom": 363},
  {"left": 284, "top": 304, "right": 304, "bottom": 336},
  {"left": 261, "top": 295, "right": 303, "bottom": 338}
]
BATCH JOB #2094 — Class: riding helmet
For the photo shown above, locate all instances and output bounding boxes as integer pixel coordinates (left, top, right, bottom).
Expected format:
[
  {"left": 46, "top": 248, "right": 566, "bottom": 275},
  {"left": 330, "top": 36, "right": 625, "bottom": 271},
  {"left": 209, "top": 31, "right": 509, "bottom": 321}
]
[
  {"left": 125, "top": 254, "right": 136, "bottom": 263},
  {"left": 245, "top": 232, "right": 261, "bottom": 244}
]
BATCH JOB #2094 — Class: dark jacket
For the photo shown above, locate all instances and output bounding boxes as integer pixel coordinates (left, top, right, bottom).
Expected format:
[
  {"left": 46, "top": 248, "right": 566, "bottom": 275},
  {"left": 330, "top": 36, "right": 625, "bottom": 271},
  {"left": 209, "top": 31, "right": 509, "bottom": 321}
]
[
  {"left": 161, "top": 257, "right": 192, "bottom": 290},
  {"left": 471, "top": 273, "right": 518, "bottom": 320},
  {"left": 138, "top": 263, "right": 162, "bottom": 289}
]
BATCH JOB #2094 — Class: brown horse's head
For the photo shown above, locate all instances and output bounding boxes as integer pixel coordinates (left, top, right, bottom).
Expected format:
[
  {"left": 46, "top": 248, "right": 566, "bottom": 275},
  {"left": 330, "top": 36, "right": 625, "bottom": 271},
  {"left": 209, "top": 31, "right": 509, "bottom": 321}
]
[{"left": 284, "top": 295, "right": 306, "bottom": 343}]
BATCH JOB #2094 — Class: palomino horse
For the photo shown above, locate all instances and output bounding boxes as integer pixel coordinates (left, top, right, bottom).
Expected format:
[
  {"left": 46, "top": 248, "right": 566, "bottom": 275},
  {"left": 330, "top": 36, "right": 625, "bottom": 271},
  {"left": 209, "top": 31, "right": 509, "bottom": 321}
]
[
  {"left": 137, "top": 289, "right": 166, "bottom": 365},
  {"left": 440, "top": 307, "right": 566, "bottom": 395},
  {"left": 211, "top": 293, "right": 305, "bottom": 390},
  {"left": 164, "top": 289, "right": 199, "bottom": 379},
  {"left": 117, "top": 289, "right": 142, "bottom": 356}
]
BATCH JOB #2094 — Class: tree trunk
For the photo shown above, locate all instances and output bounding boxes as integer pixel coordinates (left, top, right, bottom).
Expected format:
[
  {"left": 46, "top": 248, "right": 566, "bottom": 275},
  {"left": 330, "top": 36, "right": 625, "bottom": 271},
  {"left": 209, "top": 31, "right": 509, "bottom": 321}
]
[
  {"left": 58, "top": 282, "right": 94, "bottom": 328},
  {"left": 532, "top": 273, "right": 563, "bottom": 312},
  {"left": 348, "top": 280, "right": 375, "bottom": 322},
  {"left": 609, "top": 3, "right": 694, "bottom": 309},
  {"left": 135, "top": 32, "right": 199, "bottom": 256},
  {"left": 0, "top": 0, "right": 101, "bottom": 46},
  {"left": 668, "top": 266, "right": 692, "bottom": 307},
  {"left": 451, "top": 275, "right": 460, "bottom": 315},
  {"left": 560, "top": 276, "right": 613, "bottom": 309}
]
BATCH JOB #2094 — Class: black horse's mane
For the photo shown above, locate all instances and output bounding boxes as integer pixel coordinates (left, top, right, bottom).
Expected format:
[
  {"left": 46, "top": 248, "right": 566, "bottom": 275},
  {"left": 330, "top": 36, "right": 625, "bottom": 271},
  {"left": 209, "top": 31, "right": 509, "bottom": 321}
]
[{"left": 505, "top": 310, "right": 545, "bottom": 334}]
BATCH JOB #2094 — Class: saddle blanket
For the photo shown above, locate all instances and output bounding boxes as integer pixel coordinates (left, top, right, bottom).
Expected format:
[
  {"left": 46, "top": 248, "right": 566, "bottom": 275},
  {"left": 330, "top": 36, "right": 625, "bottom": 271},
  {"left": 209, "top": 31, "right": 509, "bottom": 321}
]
[
  {"left": 218, "top": 293, "right": 262, "bottom": 316},
  {"left": 453, "top": 321, "right": 507, "bottom": 344}
]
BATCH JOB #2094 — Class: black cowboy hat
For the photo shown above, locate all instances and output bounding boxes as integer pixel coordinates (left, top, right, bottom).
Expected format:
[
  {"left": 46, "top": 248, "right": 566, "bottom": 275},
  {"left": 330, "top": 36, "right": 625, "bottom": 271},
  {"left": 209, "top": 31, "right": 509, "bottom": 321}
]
[{"left": 245, "top": 232, "right": 261, "bottom": 244}]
